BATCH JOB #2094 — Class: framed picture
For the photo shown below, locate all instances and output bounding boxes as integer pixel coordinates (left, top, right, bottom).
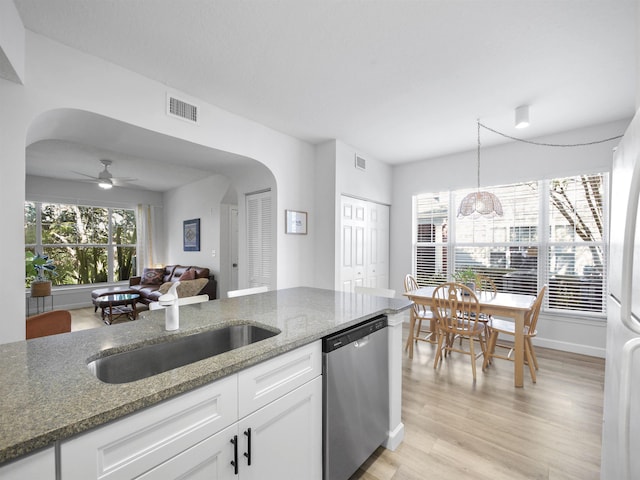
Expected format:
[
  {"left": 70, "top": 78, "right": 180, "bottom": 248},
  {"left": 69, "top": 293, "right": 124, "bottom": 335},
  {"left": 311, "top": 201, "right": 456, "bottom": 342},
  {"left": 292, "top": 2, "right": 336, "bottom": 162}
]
[
  {"left": 285, "top": 210, "right": 307, "bottom": 235},
  {"left": 183, "top": 218, "right": 200, "bottom": 251}
]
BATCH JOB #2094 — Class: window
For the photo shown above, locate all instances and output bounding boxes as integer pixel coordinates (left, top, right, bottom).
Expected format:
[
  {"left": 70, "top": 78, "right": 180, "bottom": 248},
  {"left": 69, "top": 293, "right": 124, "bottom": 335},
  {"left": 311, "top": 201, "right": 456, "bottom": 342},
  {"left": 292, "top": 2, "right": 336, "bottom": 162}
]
[
  {"left": 25, "top": 202, "right": 137, "bottom": 287},
  {"left": 413, "top": 173, "right": 608, "bottom": 316}
]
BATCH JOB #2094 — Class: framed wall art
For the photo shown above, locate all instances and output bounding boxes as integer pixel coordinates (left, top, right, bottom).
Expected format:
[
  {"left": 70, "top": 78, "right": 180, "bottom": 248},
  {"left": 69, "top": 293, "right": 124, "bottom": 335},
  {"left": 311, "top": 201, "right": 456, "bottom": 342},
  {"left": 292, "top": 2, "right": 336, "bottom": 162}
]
[
  {"left": 285, "top": 210, "right": 307, "bottom": 235},
  {"left": 183, "top": 218, "right": 200, "bottom": 251}
]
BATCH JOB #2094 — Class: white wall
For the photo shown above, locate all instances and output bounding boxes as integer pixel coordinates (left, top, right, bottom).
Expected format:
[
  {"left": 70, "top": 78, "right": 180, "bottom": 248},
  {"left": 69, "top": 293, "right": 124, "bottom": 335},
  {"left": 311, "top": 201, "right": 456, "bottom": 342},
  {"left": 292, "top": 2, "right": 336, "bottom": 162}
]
[
  {"left": 313, "top": 139, "right": 394, "bottom": 289},
  {"left": 335, "top": 140, "right": 392, "bottom": 205},
  {"left": 314, "top": 141, "right": 337, "bottom": 289},
  {"left": 0, "top": 31, "right": 315, "bottom": 343},
  {"left": 0, "top": 0, "right": 24, "bottom": 84},
  {"left": 390, "top": 118, "right": 631, "bottom": 357},
  {"left": 163, "top": 174, "right": 231, "bottom": 293}
]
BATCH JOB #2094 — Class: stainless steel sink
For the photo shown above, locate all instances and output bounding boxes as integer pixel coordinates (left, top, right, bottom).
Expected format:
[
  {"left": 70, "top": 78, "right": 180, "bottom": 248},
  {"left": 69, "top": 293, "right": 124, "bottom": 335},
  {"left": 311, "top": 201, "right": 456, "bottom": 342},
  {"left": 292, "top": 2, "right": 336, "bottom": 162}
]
[{"left": 88, "top": 324, "right": 279, "bottom": 384}]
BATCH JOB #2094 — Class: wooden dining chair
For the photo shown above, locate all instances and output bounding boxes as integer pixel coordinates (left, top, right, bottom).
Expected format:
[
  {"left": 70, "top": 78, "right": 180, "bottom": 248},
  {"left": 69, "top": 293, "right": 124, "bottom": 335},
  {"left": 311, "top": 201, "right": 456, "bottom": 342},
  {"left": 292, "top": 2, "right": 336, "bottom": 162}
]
[
  {"left": 404, "top": 274, "right": 436, "bottom": 358},
  {"left": 432, "top": 282, "right": 487, "bottom": 381},
  {"left": 475, "top": 274, "right": 497, "bottom": 299},
  {"left": 482, "top": 285, "right": 547, "bottom": 382}
]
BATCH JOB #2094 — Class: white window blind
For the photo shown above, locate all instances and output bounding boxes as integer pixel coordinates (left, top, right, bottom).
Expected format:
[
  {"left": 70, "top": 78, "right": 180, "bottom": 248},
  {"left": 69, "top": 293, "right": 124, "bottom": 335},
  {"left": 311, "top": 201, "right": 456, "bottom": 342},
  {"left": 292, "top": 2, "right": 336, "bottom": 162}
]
[
  {"left": 414, "top": 192, "right": 449, "bottom": 286},
  {"left": 246, "top": 191, "right": 272, "bottom": 288},
  {"left": 546, "top": 174, "right": 606, "bottom": 313},
  {"left": 454, "top": 182, "right": 540, "bottom": 297},
  {"left": 413, "top": 173, "right": 608, "bottom": 316}
]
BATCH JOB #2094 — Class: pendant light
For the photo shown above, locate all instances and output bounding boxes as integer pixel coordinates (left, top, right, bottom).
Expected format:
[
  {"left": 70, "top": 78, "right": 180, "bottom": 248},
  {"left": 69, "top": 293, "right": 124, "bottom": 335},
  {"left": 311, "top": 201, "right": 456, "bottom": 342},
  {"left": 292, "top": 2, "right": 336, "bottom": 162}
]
[{"left": 457, "top": 121, "right": 504, "bottom": 218}]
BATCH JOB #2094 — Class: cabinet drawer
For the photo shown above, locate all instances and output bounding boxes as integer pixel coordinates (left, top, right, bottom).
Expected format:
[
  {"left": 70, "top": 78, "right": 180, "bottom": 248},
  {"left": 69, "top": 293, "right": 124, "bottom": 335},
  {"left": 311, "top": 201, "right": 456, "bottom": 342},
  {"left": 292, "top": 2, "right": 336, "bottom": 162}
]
[
  {"left": 238, "top": 341, "right": 321, "bottom": 418},
  {"left": 61, "top": 375, "right": 237, "bottom": 480},
  {"left": 0, "top": 447, "right": 55, "bottom": 480}
]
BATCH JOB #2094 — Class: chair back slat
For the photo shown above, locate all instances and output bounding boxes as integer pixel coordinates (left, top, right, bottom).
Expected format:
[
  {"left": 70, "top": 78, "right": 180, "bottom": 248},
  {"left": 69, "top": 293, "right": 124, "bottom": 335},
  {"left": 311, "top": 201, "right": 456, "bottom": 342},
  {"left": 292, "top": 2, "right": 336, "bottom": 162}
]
[
  {"left": 404, "top": 274, "right": 430, "bottom": 317},
  {"left": 525, "top": 285, "right": 547, "bottom": 333},
  {"left": 475, "top": 274, "right": 497, "bottom": 300},
  {"left": 432, "top": 282, "right": 481, "bottom": 334}
]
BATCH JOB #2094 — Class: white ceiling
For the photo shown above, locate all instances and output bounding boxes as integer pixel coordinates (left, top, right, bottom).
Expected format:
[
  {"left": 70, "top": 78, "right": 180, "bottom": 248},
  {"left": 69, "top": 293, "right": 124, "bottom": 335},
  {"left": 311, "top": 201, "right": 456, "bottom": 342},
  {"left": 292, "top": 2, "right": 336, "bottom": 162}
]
[{"left": 14, "top": 0, "right": 637, "bottom": 189}]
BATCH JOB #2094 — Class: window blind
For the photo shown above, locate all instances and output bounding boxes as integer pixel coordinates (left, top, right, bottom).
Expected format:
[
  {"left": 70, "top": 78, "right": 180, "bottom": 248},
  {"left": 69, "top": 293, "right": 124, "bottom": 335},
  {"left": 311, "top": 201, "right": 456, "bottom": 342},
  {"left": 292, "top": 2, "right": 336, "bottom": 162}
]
[{"left": 414, "top": 173, "right": 608, "bottom": 316}]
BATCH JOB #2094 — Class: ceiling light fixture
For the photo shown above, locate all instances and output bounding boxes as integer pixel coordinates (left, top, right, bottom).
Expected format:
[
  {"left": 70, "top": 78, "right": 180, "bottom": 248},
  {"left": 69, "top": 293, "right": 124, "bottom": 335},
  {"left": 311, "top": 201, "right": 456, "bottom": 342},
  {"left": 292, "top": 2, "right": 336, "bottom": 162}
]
[
  {"left": 515, "top": 105, "right": 530, "bottom": 129},
  {"left": 457, "top": 121, "right": 504, "bottom": 218},
  {"left": 98, "top": 178, "right": 113, "bottom": 189}
]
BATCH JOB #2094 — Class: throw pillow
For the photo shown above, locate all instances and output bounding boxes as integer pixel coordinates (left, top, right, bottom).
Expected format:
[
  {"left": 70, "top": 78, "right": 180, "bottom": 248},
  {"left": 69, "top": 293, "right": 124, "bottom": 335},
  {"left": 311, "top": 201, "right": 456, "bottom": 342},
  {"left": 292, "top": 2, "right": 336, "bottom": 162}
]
[
  {"left": 142, "top": 267, "right": 164, "bottom": 285},
  {"left": 179, "top": 269, "right": 196, "bottom": 281}
]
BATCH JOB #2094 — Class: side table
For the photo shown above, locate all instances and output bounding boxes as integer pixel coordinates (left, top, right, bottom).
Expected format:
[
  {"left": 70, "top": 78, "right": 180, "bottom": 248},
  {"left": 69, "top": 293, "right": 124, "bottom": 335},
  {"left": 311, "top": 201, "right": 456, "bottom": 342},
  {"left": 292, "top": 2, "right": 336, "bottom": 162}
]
[{"left": 27, "top": 294, "right": 53, "bottom": 316}]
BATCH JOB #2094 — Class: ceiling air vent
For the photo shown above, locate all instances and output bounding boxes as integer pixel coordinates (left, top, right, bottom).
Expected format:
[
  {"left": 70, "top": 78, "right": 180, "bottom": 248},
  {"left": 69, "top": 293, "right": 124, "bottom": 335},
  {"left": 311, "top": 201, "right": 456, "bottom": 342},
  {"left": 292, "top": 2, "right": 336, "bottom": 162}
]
[
  {"left": 355, "top": 154, "right": 366, "bottom": 171},
  {"left": 167, "top": 94, "right": 199, "bottom": 124}
]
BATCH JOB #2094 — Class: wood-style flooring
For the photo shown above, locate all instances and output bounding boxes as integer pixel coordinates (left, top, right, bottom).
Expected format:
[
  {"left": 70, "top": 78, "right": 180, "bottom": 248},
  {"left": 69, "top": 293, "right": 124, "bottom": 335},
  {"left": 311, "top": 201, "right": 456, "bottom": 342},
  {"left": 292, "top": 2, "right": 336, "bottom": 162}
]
[
  {"left": 68, "top": 309, "right": 605, "bottom": 480},
  {"left": 352, "top": 320, "right": 605, "bottom": 480}
]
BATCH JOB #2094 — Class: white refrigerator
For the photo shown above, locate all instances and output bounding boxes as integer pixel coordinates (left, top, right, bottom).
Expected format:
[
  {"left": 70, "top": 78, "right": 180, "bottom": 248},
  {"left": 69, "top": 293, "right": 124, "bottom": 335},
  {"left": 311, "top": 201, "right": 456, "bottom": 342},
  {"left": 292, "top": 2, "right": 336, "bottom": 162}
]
[{"left": 601, "top": 110, "right": 640, "bottom": 480}]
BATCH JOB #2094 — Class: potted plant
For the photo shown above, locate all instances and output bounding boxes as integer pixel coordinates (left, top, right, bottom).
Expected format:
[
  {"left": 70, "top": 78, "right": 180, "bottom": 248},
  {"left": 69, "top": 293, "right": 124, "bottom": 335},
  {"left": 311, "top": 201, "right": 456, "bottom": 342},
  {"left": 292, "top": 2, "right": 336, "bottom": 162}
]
[
  {"left": 26, "top": 252, "right": 57, "bottom": 297},
  {"left": 453, "top": 267, "right": 477, "bottom": 293}
]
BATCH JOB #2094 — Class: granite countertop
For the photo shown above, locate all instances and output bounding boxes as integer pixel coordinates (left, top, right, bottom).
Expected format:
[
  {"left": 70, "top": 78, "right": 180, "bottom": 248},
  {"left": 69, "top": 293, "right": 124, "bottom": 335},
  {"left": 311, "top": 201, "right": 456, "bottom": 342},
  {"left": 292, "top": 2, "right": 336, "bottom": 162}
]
[{"left": 0, "top": 287, "right": 410, "bottom": 464}]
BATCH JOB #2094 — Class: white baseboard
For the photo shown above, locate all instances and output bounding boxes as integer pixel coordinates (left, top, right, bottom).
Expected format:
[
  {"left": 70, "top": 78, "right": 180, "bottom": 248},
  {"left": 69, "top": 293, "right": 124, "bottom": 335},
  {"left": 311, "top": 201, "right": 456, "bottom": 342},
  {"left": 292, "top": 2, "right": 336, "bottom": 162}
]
[
  {"left": 383, "top": 422, "right": 405, "bottom": 451},
  {"left": 534, "top": 337, "right": 606, "bottom": 358}
]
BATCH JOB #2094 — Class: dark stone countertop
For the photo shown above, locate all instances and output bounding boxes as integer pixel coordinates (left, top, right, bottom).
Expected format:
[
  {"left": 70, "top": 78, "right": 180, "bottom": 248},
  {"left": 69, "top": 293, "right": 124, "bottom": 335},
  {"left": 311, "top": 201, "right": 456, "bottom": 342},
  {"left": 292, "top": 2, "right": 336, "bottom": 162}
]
[{"left": 0, "top": 287, "right": 410, "bottom": 464}]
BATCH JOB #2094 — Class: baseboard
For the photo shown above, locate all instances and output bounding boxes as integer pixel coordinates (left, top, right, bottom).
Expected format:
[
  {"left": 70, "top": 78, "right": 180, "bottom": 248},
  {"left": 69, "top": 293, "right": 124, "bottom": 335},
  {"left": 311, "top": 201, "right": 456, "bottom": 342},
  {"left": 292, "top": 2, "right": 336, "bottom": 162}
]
[
  {"left": 383, "top": 422, "right": 405, "bottom": 451},
  {"left": 534, "top": 337, "right": 606, "bottom": 358}
]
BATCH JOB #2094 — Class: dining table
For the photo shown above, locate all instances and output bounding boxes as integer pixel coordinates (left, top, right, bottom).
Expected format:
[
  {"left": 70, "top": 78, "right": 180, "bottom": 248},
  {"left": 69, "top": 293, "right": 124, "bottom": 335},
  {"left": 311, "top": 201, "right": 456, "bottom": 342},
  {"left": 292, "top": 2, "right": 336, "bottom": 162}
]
[{"left": 404, "top": 286, "right": 536, "bottom": 387}]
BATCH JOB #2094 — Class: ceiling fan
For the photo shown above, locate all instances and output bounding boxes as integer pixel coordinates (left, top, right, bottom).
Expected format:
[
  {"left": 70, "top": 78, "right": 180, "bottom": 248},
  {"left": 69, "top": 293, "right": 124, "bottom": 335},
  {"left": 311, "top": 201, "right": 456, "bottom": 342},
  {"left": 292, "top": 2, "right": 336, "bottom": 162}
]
[{"left": 73, "top": 159, "right": 137, "bottom": 189}]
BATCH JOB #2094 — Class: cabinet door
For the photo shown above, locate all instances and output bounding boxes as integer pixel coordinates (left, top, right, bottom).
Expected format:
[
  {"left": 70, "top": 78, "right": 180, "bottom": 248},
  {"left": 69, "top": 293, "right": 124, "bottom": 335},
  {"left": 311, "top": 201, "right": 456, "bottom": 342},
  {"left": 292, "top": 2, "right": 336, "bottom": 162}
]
[
  {"left": 0, "top": 447, "right": 55, "bottom": 480},
  {"left": 136, "top": 424, "right": 237, "bottom": 480},
  {"left": 238, "top": 377, "right": 322, "bottom": 480}
]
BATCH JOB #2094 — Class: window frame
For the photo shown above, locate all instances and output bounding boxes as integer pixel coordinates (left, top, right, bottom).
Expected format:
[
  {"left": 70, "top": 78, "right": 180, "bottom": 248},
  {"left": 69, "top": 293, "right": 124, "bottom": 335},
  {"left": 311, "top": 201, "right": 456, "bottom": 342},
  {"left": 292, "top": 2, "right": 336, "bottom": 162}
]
[
  {"left": 25, "top": 201, "right": 137, "bottom": 287},
  {"left": 413, "top": 173, "right": 608, "bottom": 319}
]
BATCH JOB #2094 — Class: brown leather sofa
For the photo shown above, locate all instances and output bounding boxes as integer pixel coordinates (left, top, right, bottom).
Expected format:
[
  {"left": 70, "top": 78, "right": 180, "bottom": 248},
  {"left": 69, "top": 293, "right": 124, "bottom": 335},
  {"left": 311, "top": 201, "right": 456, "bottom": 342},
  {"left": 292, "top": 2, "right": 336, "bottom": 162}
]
[{"left": 128, "top": 265, "right": 217, "bottom": 305}]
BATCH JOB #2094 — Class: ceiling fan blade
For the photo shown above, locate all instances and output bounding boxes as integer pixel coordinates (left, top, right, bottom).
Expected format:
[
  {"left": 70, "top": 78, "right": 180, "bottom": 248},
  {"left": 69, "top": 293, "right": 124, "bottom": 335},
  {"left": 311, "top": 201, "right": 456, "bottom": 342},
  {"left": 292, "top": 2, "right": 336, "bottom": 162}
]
[{"left": 71, "top": 170, "right": 99, "bottom": 180}]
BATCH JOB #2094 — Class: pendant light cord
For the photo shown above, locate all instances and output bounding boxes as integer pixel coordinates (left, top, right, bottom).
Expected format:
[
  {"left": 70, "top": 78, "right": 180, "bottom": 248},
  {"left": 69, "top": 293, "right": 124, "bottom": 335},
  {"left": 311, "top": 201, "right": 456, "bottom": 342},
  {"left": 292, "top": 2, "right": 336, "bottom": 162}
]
[{"left": 478, "top": 122, "right": 622, "bottom": 147}]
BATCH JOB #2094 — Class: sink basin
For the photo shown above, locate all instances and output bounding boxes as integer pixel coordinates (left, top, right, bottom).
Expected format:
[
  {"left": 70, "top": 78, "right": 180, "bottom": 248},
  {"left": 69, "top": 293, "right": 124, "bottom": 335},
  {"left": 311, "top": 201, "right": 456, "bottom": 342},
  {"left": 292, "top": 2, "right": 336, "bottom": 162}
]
[{"left": 88, "top": 324, "right": 279, "bottom": 384}]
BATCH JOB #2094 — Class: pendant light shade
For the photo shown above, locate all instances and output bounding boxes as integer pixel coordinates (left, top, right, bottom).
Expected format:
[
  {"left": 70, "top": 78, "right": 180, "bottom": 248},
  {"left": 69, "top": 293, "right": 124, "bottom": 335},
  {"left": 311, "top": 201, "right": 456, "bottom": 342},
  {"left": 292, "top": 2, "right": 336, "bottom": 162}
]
[
  {"left": 457, "top": 190, "right": 504, "bottom": 217},
  {"left": 457, "top": 121, "right": 504, "bottom": 218}
]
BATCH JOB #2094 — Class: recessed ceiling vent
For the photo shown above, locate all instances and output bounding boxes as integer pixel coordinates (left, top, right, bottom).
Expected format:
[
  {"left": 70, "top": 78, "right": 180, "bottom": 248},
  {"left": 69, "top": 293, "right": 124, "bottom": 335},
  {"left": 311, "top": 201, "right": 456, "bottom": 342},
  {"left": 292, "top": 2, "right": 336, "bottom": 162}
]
[
  {"left": 355, "top": 154, "right": 366, "bottom": 171},
  {"left": 167, "top": 94, "right": 199, "bottom": 124}
]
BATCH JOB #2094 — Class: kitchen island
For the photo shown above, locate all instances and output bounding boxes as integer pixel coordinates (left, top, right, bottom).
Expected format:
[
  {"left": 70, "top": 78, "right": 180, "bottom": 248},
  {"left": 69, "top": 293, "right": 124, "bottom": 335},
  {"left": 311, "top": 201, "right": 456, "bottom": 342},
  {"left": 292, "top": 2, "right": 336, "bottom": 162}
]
[{"left": 0, "top": 287, "right": 409, "bottom": 475}]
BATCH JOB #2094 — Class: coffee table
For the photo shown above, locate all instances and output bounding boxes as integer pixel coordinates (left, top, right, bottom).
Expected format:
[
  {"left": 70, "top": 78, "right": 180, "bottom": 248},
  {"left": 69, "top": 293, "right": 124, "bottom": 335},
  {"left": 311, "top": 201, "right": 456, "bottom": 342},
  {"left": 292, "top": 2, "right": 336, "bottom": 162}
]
[{"left": 93, "top": 293, "right": 140, "bottom": 325}]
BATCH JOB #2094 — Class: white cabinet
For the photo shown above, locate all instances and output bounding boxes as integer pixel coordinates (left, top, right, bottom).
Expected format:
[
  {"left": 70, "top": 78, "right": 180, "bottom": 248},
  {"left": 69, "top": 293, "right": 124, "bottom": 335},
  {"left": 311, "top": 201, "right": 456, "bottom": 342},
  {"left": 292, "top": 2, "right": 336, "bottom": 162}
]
[
  {"left": 0, "top": 447, "right": 55, "bottom": 480},
  {"left": 137, "top": 424, "right": 237, "bottom": 480},
  {"left": 238, "top": 376, "right": 322, "bottom": 479},
  {"left": 60, "top": 341, "right": 322, "bottom": 480}
]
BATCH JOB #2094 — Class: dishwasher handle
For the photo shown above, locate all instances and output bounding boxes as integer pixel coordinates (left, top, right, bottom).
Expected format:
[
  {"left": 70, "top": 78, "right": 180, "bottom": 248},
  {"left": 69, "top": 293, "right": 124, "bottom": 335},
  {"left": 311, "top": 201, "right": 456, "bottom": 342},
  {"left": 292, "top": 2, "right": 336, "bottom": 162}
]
[
  {"left": 354, "top": 337, "right": 370, "bottom": 348},
  {"left": 323, "top": 315, "right": 386, "bottom": 353}
]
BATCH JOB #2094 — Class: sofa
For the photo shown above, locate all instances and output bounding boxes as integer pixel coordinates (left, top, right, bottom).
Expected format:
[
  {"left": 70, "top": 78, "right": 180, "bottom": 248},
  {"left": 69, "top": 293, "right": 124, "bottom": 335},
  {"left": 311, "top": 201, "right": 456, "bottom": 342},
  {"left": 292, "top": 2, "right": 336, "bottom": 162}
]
[{"left": 128, "top": 265, "right": 217, "bottom": 305}]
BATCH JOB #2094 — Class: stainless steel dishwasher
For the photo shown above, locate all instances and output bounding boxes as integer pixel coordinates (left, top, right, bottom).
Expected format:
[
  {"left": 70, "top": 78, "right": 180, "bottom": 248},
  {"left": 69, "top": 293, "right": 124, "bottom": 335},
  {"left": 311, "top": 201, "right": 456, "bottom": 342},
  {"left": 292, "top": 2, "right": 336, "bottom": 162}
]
[{"left": 323, "top": 315, "right": 389, "bottom": 480}]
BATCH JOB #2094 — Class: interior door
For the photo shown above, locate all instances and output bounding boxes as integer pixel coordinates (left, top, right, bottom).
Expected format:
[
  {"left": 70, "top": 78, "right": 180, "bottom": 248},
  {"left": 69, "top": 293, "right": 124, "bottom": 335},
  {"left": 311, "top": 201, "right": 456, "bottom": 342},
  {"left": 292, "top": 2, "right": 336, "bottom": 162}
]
[
  {"left": 340, "top": 197, "right": 366, "bottom": 291},
  {"left": 366, "top": 202, "right": 390, "bottom": 288},
  {"left": 339, "top": 196, "right": 390, "bottom": 292}
]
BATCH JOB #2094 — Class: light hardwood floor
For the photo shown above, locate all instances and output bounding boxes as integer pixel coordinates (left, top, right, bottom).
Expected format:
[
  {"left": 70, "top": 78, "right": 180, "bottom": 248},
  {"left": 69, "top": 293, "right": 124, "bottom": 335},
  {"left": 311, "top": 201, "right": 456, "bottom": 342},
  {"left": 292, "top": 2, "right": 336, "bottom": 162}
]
[
  {"left": 352, "top": 319, "right": 605, "bottom": 480},
  {"left": 68, "top": 309, "right": 605, "bottom": 480}
]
